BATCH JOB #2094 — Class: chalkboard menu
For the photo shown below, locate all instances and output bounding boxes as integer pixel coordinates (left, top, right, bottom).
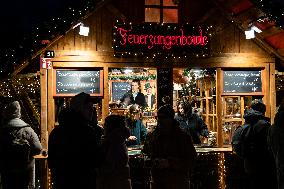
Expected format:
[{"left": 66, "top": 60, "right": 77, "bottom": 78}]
[
  {"left": 111, "top": 82, "right": 131, "bottom": 101},
  {"left": 223, "top": 71, "right": 262, "bottom": 93},
  {"left": 157, "top": 68, "right": 173, "bottom": 107},
  {"left": 55, "top": 70, "right": 103, "bottom": 96}
]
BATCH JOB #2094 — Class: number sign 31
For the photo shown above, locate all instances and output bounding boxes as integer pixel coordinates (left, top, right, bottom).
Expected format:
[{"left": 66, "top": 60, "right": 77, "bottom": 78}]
[{"left": 44, "top": 50, "right": 55, "bottom": 58}]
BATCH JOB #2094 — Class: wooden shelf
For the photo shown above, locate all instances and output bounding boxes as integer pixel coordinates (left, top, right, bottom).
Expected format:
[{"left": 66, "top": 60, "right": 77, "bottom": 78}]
[{"left": 222, "top": 118, "right": 242, "bottom": 122}]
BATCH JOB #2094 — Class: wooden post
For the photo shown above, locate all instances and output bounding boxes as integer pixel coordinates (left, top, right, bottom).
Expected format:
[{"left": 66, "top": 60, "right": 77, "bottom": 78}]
[
  {"left": 270, "top": 63, "right": 276, "bottom": 123},
  {"left": 216, "top": 68, "right": 223, "bottom": 147},
  {"left": 40, "top": 69, "right": 48, "bottom": 149},
  {"left": 240, "top": 97, "right": 245, "bottom": 124},
  {"left": 102, "top": 66, "right": 109, "bottom": 123},
  {"left": 47, "top": 69, "right": 55, "bottom": 133},
  {"left": 40, "top": 68, "right": 49, "bottom": 189},
  {"left": 263, "top": 64, "right": 270, "bottom": 118}
]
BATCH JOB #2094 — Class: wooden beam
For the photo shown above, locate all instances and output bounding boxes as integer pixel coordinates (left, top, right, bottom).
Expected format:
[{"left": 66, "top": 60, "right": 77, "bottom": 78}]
[
  {"left": 216, "top": 68, "right": 223, "bottom": 147},
  {"left": 262, "top": 64, "right": 270, "bottom": 117},
  {"left": 51, "top": 53, "right": 274, "bottom": 68},
  {"left": 101, "top": 66, "right": 109, "bottom": 124},
  {"left": 270, "top": 63, "right": 276, "bottom": 123},
  {"left": 234, "top": 7, "right": 262, "bottom": 28},
  {"left": 106, "top": 4, "right": 126, "bottom": 20},
  {"left": 40, "top": 69, "right": 48, "bottom": 149},
  {"left": 257, "top": 26, "right": 284, "bottom": 39},
  {"left": 221, "top": 0, "right": 242, "bottom": 11},
  {"left": 277, "top": 48, "right": 284, "bottom": 56},
  {"left": 47, "top": 69, "right": 55, "bottom": 134}
]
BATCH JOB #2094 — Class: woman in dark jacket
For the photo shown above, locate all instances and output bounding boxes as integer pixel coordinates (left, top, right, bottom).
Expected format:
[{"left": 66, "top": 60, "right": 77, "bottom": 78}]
[
  {"left": 268, "top": 98, "right": 284, "bottom": 189},
  {"left": 175, "top": 101, "right": 208, "bottom": 144},
  {"left": 126, "top": 105, "right": 147, "bottom": 146}
]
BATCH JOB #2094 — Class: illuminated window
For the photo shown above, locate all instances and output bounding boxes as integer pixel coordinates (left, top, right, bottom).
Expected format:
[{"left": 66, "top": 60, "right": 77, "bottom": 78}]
[{"left": 145, "top": 0, "right": 178, "bottom": 23}]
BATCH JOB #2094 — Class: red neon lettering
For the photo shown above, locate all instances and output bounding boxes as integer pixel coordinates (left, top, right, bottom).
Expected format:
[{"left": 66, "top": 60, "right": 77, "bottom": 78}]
[
  {"left": 140, "top": 35, "right": 145, "bottom": 44},
  {"left": 117, "top": 27, "right": 128, "bottom": 45},
  {"left": 128, "top": 34, "right": 133, "bottom": 44},
  {"left": 148, "top": 35, "right": 154, "bottom": 49},
  {"left": 116, "top": 27, "right": 208, "bottom": 49}
]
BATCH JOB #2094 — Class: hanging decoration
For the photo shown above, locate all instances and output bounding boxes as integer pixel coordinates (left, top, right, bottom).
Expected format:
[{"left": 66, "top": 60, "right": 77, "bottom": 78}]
[{"left": 108, "top": 74, "right": 156, "bottom": 81}]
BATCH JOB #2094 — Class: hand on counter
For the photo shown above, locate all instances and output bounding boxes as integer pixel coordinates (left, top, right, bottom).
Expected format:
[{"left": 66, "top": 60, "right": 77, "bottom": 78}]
[
  {"left": 128, "top": 136, "right": 137, "bottom": 141},
  {"left": 41, "top": 149, "right": 48, "bottom": 157}
]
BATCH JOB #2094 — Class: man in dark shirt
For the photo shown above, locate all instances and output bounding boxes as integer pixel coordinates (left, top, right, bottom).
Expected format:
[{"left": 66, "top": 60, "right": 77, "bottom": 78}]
[{"left": 120, "top": 79, "right": 146, "bottom": 109}]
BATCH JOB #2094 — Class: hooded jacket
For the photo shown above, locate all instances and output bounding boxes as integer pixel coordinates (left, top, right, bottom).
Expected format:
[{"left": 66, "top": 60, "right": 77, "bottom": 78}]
[
  {"left": 242, "top": 108, "right": 277, "bottom": 188},
  {"left": 0, "top": 118, "right": 42, "bottom": 170}
]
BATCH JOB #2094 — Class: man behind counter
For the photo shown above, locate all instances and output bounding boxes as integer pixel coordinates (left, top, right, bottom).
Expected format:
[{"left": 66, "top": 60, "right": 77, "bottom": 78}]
[
  {"left": 120, "top": 79, "right": 147, "bottom": 109},
  {"left": 126, "top": 105, "right": 148, "bottom": 146}
]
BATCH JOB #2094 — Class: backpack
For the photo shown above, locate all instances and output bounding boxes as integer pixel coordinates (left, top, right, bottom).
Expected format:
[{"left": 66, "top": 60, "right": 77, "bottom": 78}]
[
  {"left": 231, "top": 124, "right": 253, "bottom": 158},
  {"left": 0, "top": 126, "right": 31, "bottom": 169}
]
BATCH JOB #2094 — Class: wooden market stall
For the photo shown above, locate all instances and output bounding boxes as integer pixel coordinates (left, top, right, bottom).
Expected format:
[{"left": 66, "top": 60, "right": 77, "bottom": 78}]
[
  {"left": 38, "top": 0, "right": 277, "bottom": 148},
  {"left": 30, "top": 0, "right": 282, "bottom": 188}
]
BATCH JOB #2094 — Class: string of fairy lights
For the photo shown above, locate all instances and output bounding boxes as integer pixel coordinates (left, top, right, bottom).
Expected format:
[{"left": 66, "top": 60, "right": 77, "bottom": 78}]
[
  {"left": 251, "top": 0, "right": 284, "bottom": 28},
  {"left": 0, "top": 0, "right": 99, "bottom": 78},
  {"left": 0, "top": 75, "right": 40, "bottom": 97}
]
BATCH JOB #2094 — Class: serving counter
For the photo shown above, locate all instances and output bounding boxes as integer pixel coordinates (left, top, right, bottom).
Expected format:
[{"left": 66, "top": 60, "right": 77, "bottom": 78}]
[{"left": 128, "top": 145, "right": 247, "bottom": 189}]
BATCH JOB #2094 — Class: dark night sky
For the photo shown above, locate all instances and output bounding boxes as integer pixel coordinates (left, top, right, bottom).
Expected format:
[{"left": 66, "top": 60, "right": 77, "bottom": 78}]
[{"left": 0, "top": 0, "right": 74, "bottom": 47}]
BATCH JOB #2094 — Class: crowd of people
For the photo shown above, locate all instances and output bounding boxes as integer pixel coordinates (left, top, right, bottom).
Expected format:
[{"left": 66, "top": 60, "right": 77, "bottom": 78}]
[{"left": 0, "top": 90, "right": 284, "bottom": 189}]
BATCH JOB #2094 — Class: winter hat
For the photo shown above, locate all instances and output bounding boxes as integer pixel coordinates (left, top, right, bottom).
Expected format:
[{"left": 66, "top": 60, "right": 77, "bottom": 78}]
[
  {"left": 157, "top": 104, "right": 175, "bottom": 119},
  {"left": 70, "top": 92, "right": 91, "bottom": 114},
  {"left": 251, "top": 99, "right": 266, "bottom": 115},
  {"left": 3, "top": 101, "right": 21, "bottom": 119}
]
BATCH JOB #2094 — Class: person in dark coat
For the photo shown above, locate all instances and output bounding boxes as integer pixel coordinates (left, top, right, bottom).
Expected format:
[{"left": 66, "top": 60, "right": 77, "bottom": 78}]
[
  {"left": 120, "top": 79, "right": 147, "bottom": 109},
  {"left": 96, "top": 115, "right": 132, "bottom": 189},
  {"left": 126, "top": 105, "right": 147, "bottom": 146},
  {"left": 175, "top": 101, "right": 209, "bottom": 144},
  {"left": 243, "top": 99, "right": 277, "bottom": 189},
  {"left": 268, "top": 98, "right": 284, "bottom": 189},
  {"left": 48, "top": 92, "right": 100, "bottom": 189},
  {"left": 143, "top": 105, "right": 197, "bottom": 189},
  {"left": 0, "top": 101, "right": 42, "bottom": 189}
]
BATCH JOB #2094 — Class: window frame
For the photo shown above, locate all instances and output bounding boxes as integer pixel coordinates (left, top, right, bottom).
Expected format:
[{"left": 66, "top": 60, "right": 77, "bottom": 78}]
[{"left": 145, "top": 0, "right": 178, "bottom": 23}]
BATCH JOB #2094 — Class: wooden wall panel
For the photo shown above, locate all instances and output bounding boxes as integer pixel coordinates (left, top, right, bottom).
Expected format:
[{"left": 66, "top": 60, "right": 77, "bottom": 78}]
[{"left": 112, "top": 0, "right": 144, "bottom": 23}]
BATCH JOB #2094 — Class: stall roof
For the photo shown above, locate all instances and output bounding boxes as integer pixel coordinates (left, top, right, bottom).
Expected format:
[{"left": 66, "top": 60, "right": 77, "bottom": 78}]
[{"left": 12, "top": 0, "right": 284, "bottom": 76}]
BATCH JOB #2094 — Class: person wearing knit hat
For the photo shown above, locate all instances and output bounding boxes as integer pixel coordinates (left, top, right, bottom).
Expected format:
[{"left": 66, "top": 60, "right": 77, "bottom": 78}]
[
  {"left": 2, "top": 100, "right": 21, "bottom": 121},
  {"left": 0, "top": 100, "right": 42, "bottom": 189}
]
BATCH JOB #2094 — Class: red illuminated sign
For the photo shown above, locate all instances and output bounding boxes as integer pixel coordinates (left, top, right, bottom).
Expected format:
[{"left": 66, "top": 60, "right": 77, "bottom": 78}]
[
  {"left": 116, "top": 27, "right": 208, "bottom": 50},
  {"left": 113, "top": 24, "right": 210, "bottom": 56}
]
